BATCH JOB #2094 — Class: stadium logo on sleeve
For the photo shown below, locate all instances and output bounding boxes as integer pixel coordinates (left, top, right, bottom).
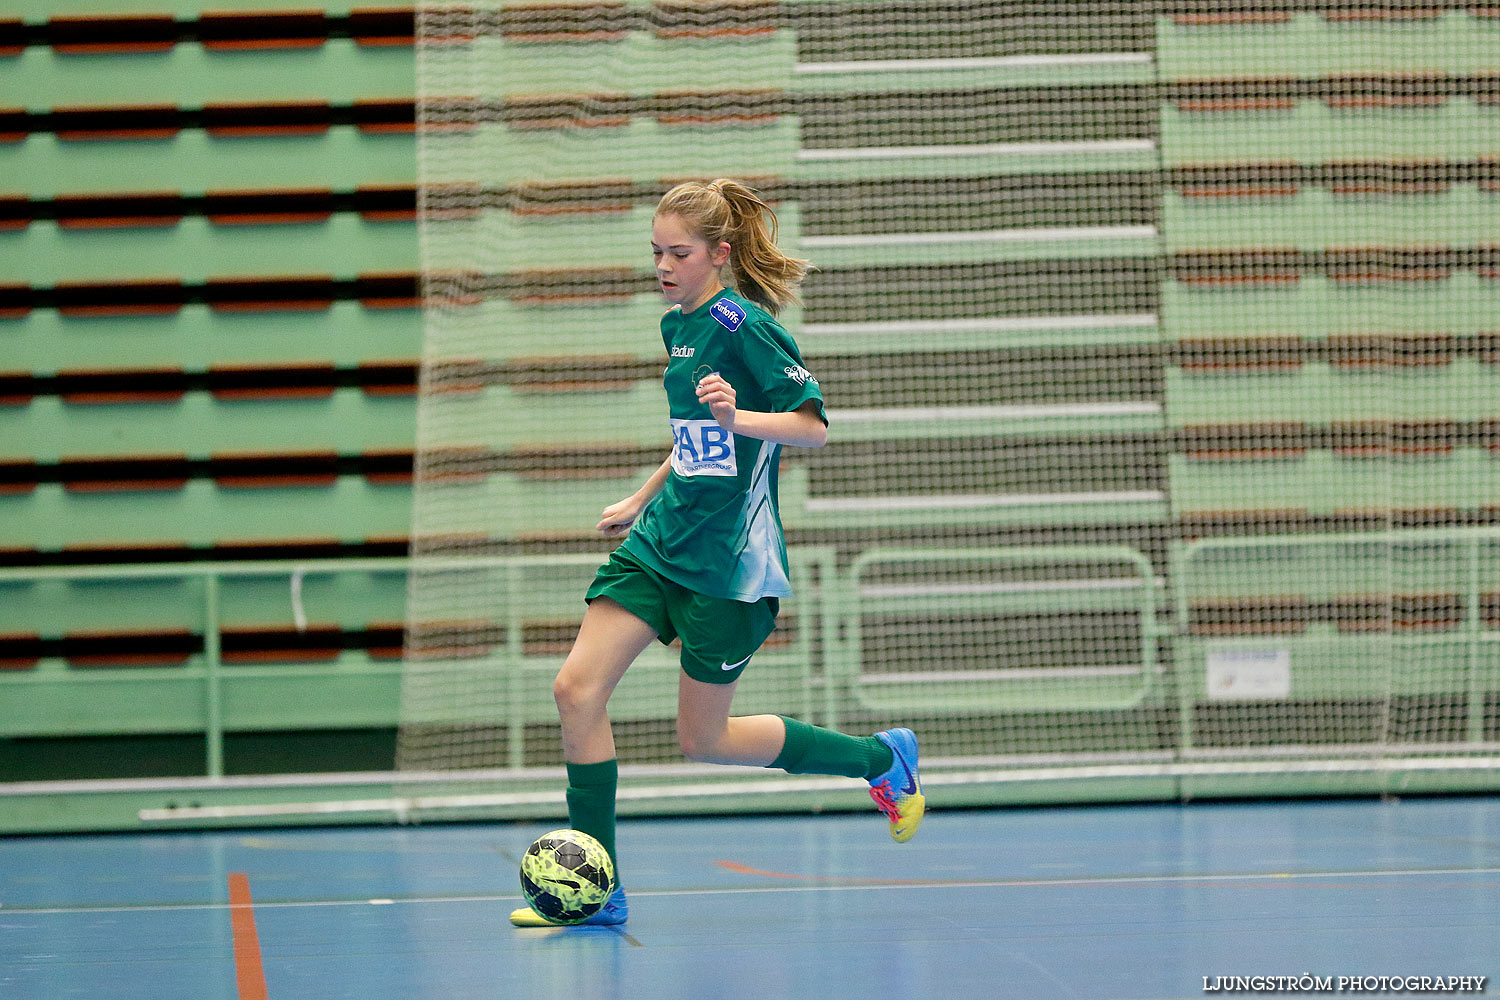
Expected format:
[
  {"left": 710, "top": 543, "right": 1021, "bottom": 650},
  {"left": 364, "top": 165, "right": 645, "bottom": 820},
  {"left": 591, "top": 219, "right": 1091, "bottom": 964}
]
[{"left": 709, "top": 297, "right": 746, "bottom": 332}]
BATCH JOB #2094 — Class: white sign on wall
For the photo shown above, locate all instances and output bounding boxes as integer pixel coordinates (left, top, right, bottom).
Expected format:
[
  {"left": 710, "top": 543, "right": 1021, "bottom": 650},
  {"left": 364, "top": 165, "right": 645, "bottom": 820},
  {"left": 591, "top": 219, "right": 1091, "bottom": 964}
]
[{"left": 1205, "top": 646, "right": 1291, "bottom": 701}]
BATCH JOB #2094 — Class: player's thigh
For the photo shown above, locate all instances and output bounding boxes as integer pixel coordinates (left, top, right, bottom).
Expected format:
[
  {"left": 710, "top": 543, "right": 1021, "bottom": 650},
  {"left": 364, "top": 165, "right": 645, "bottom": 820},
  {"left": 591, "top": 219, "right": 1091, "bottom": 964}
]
[
  {"left": 555, "top": 597, "right": 659, "bottom": 706},
  {"left": 676, "top": 670, "right": 738, "bottom": 742},
  {"left": 677, "top": 674, "right": 785, "bottom": 765}
]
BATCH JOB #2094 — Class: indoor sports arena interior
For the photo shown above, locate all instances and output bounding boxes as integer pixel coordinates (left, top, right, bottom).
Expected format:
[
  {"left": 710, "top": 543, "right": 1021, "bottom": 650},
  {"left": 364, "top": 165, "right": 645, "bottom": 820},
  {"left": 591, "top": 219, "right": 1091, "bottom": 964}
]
[{"left": 3, "top": 2, "right": 1499, "bottom": 997}]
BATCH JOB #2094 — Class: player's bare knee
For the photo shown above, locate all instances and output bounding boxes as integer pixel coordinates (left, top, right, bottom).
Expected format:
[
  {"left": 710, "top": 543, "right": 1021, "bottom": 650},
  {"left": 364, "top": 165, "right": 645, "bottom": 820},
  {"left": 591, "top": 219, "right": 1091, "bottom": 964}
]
[{"left": 553, "top": 669, "right": 602, "bottom": 718}]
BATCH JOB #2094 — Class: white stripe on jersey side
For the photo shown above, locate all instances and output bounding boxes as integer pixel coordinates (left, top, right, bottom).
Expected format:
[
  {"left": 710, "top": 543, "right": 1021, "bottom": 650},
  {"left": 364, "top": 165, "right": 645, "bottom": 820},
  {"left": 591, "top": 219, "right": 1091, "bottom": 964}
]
[{"left": 729, "top": 441, "right": 790, "bottom": 600}]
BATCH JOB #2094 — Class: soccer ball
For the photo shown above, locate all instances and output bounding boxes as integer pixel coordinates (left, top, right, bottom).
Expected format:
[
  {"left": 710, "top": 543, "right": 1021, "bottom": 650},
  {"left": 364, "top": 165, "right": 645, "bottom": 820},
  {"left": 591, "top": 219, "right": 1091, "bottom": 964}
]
[{"left": 519, "top": 829, "right": 616, "bottom": 924}]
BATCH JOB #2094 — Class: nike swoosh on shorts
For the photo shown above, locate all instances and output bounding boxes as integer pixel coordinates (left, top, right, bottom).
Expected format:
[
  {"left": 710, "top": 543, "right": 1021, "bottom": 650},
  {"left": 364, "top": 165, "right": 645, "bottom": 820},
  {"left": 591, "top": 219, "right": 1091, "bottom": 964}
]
[{"left": 720, "top": 654, "right": 753, "bottom": 671}]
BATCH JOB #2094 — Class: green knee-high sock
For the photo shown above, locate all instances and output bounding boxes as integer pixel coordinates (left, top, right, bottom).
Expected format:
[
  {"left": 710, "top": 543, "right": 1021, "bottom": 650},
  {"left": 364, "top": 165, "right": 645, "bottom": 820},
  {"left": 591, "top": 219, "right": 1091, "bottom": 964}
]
[
  {"left": 770, "top": 716, "right": 893, "bottom": 781},
  {"left": 565, "top": 759, "right": 619, "bottom": 880}
]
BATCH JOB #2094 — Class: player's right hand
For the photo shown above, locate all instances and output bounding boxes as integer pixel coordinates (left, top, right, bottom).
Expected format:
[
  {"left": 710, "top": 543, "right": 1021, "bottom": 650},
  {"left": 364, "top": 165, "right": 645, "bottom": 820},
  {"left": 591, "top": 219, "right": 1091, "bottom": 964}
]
[{"left": 596, "top": 496, "right": 641, "bottom": 537}]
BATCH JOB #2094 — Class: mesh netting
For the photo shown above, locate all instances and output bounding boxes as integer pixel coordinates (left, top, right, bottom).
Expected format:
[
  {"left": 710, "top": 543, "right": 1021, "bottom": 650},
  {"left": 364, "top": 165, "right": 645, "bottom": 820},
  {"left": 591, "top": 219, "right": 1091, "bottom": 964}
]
[{"left": 399, "top": 1, "right": 1500, "bottom": 796}]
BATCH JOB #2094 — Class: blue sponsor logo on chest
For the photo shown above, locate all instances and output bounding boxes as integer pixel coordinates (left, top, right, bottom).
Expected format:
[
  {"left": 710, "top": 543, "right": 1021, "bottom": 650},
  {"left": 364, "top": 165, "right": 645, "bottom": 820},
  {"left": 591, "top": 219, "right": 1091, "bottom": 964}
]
[
  {"left": 669, "top": 418, "right": 737, "bottom": 477},
  {"left": 709, "top": 297, "right": 745, "bottom": 332}
]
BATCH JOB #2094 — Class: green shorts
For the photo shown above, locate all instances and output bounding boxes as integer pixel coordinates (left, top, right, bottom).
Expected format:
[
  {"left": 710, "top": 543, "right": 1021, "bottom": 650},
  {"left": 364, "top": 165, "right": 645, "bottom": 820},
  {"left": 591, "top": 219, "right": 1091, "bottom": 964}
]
[{"left": 585, "top": 545, "right": 778, "bottom": 684}]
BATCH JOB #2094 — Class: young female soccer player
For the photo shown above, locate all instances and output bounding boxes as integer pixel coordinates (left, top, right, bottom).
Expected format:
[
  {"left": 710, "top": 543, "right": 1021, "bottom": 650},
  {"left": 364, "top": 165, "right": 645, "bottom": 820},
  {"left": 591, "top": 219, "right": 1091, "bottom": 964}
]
[{"left": 510, "top": 179, "right": 924, "bottom": 928}]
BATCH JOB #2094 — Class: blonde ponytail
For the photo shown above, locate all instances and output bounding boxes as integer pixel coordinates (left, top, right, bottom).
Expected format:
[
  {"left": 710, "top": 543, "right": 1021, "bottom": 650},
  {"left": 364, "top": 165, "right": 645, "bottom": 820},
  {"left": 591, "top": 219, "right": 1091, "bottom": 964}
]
[{"left": 655, "top": 178, "right": 812, "bottom": 315}]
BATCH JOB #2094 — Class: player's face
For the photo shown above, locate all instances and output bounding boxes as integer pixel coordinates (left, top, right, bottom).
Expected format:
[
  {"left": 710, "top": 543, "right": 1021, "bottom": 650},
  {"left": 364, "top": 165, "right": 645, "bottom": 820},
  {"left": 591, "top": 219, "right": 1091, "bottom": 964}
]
[{"left": 652, "top": 213, "right": 730, "bottom": 313}]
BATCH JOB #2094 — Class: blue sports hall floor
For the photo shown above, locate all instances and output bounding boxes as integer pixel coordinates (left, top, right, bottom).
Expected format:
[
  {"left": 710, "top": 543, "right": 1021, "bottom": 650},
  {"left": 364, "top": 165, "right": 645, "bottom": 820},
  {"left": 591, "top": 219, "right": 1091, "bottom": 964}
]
[{"left": 2, "top": 796, "right": 1497, "bottom": 999}]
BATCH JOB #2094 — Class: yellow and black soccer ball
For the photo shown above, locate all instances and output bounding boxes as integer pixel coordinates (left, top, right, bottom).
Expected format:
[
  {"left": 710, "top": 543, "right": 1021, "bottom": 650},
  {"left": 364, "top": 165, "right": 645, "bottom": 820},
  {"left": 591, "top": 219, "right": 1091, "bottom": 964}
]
[{"left": 518, "top": 829, "right": 616, "bottom": 924}]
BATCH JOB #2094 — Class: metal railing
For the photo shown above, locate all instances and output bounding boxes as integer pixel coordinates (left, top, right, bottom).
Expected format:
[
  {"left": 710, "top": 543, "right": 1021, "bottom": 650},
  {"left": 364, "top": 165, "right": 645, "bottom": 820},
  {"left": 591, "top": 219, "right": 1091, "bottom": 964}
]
[
  {"left": 0, "top": 557, "right": 413, "bottom": 777},
  {"left": 829, "top": 545, "right": 1168, "bottom": 723},
  {"left": 1172, "top": 527, "right": 1500, "bottom": 750},
  {"left": 0, "top": 550, "right": 837, "bottom": 776}
]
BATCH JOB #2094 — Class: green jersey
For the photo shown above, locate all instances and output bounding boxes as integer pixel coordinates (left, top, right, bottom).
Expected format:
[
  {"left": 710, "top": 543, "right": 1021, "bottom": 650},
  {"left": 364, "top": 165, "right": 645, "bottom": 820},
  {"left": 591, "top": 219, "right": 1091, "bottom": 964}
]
[{"left": 621, "top": 290, "right": 825, "bottom": 602}]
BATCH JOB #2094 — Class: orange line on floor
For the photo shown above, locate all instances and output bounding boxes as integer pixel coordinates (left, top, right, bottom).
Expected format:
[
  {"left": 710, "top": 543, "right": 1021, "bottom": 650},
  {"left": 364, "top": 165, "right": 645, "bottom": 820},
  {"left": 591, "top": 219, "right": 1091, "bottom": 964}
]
[
  {"left": 715, "top": 860, "right": 932, "bottom": 886},
  {"left": 228, "top": 872, "right": 270, "bottom": 1000}
]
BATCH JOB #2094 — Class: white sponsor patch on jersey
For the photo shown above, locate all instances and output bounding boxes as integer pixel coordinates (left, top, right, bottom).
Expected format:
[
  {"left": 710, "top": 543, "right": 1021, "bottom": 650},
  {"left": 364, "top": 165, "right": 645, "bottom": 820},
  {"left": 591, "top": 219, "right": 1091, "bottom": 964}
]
[
  {"left": 783, "top": 364, "right": 818, "bottom": 385},
  {"left": 670, "top": 418, "right": 737, "bottom": 477}
]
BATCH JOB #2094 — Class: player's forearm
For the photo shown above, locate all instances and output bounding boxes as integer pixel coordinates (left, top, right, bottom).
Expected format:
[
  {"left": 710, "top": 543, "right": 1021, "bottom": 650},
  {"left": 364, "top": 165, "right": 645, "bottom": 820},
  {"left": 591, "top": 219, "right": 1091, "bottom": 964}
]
[
  {"left": 636, "top": 456, "right": 673, "bottom": 500},
  {"left": 730, "top": 408, "right": 828, "bottom": 449}
]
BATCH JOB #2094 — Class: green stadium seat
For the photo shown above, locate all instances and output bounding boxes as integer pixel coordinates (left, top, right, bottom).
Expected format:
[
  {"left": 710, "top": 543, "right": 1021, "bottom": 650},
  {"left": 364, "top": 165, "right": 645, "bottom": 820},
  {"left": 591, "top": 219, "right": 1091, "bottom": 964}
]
[
  {"left": 0, "top": 394, "right": 412, "bottom": 461},
  {"left": 1162, "top": 100, "right": 1500, "bottom": 166},
  {"left": 1165, "top": 270, "right": 1500, "bottom": 340},
  {"left": 14, "top": 37, "right": 413, "bottom": 105},
  {"left": 2, "top": 302, "right": 420, "bottom": 371},
  {"left": 2, "top": 477, "right": 413, "bottom": 550},
  {"left": 1165, "top": 169, "right": 1500, "bottom": 250},
  {"left": 1169, "top": 342, "right": 1500, "bottom": 432},
  {"left": 1161, "top": 8, "right": 1500, "bottom": 78},
  {"left": 0, "top": 129, "right": 415, "bottom": 197},
  {"left": 1171, "top": 446, "right": 1500, "bottom": 523},
  {"left": 6, "top": 216, "right": 415, "bottom": 284}
]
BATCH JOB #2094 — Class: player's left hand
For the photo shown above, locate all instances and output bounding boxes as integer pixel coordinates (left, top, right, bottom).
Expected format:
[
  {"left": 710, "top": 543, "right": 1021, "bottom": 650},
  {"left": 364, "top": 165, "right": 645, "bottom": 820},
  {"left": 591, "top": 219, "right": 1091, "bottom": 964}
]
[{"left": 696, "top": 373, "right": 737, "bottom": 431}]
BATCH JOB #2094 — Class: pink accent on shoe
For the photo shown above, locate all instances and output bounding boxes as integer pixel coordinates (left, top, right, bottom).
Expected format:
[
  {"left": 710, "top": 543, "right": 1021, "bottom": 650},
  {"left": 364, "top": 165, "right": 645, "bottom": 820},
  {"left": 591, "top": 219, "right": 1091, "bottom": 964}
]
[{"left": 869, "top": 783, "right": 901, "bottom": 822}]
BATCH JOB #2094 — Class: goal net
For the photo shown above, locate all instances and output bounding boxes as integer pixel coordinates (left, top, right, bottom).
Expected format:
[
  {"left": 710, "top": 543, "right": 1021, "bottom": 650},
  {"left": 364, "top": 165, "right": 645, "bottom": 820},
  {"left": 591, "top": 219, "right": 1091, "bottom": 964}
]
[{"left": 399, "top": 0, "right": 1500, "bottom": 808}]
